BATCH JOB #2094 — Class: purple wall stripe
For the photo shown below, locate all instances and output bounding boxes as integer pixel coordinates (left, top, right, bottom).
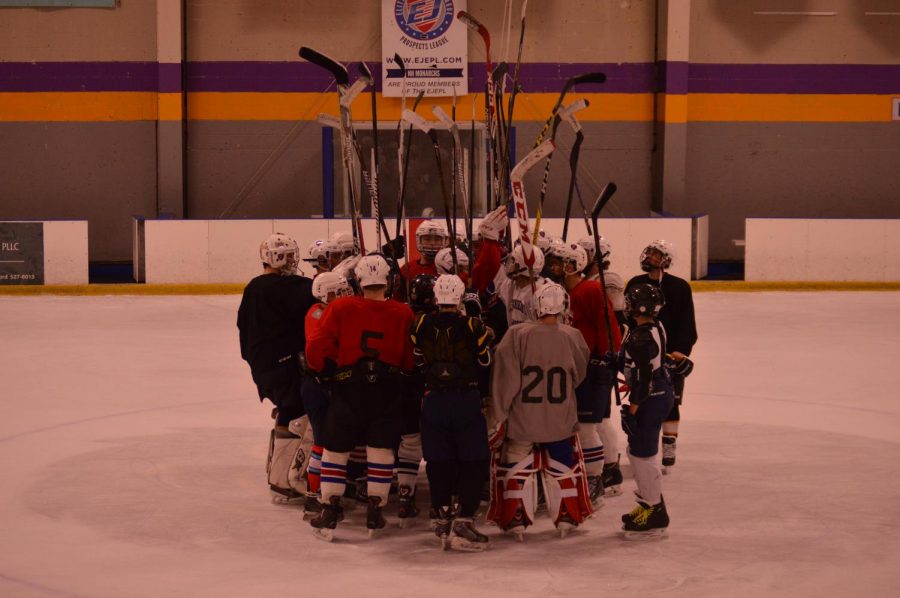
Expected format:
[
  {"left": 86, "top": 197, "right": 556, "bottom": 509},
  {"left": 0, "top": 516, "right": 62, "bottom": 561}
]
[
  {"left": 689, "top": 64, "right": 900, "bottom": 94},
  {"left": 1, "top": 62, "right": 898, "bottom": 94}
]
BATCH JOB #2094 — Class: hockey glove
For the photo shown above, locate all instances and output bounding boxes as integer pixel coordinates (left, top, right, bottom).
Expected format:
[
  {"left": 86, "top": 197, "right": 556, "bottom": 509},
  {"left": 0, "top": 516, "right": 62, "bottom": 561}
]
[
  {"left": 382, "top": 235, "right": 406, "bottom": 260},
  {"left": 665, "top": 353, "right": 694, "bottom": 377},
  {"left": 478, "top": 205, "right": 509, "bottom": 241},
  {"left": 487, "top": 420, "right": 506, "bottom": 451}
]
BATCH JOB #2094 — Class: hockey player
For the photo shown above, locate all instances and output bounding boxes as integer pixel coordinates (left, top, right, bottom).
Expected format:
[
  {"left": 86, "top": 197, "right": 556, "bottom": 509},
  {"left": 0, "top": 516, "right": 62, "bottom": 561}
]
[
  {"left": 300, "top": 271, "right": 354, "bottom": 518},
  {"left": 488, "top": 283, "right": 592, "bottom": 539},
  {"left": 578, "top": 235, "right": 626, "bottom": 328},
  {"left": 411, "top": 274, "right": 493, "bottom": 551},
  {"left": 304, "top": 239, "right": 335, "bottom": 276},
  {"left": 306, "top": 254, "right": 416, "bottom": 540},
  {"left": 237, "top": 233, "right": 317, "bottom": 504},
  {"left": 625, "top": 240, "right": 697, "bottom": 472},
  {"left": 545, "top": 242, "right": 622, "bottom": 505},
  {"left": 434, "top": 246, "right": 470, "bottom": 278},
  {"left": 328, "top": 231, "right": 359, "bottom": 270},
  {"left": 396, "top": 221, "right": 448, "bottom": 300},
  {"left": 617, "top": 283, "right": 676, "bottom": 538}
]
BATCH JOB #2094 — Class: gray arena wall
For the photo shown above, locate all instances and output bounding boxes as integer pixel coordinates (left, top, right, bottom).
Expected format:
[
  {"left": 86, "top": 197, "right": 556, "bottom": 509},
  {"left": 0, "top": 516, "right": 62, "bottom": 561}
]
[{"left": 1, "top": 1, "right": 898, "bottom": 266}]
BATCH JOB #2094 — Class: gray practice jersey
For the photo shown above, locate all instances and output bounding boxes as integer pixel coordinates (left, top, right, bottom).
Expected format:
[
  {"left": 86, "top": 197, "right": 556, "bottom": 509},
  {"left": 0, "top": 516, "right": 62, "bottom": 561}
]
[{"left": 490, "top": 321, "right": 590, "bottom": 443}]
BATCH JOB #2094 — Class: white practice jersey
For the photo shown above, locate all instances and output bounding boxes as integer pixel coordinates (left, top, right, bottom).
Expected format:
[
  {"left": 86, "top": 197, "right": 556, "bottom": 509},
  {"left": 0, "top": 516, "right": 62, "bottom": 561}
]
[
  {"left": 493, "top": 268, "right": 548, "bottom": 326},
  {"left": 490, "top": 321, "right": 590, "bottom": 443}
]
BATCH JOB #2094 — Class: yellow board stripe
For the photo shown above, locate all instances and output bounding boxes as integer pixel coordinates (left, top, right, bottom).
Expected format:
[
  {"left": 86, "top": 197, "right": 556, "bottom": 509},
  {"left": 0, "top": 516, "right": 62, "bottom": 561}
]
[{"left": 0, "top": 92, "right": 894, "bottom": 123}]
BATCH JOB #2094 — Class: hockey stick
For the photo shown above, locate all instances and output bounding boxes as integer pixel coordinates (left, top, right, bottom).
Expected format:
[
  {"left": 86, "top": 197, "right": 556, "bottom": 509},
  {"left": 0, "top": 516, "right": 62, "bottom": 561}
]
[
  {"left": 358, "top": 62, "right": 392, "bottom": 251},
  {"left": 510, "top": 139, "right": 555, "bottom": 274},
  {"left": 532, "top": 72, "right": 606, "bottom": 241},
  {"left": 434, "top": 105, "right": 470, "bottom": 265},
  {"left": 559, "top": 99, "right": 590, "bottom": 241},
  {"left": 505, "top": 0, "right": 528, "bottom": 132},
  {"left": 395, "top": 90, "right": 426, "bottom": 242},
  {"left": 300, "top": 46, "right": 366, "bottom": 254},
  {"left": 590, "top": 182, "right": 622, "bottom": 405},
  {"left": 402, "top": 109, "right": 459, "bottom": 275}
]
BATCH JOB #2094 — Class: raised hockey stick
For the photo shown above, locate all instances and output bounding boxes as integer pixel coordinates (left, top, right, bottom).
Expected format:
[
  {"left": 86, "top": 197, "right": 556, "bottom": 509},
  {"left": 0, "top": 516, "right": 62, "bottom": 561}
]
[
  {"left": 505, "top": 0, "right": 528, "bottom": 131},
  {"left": 395, "top": 90, "right": 426, "bottom": 241},
  {"left": 434, "top": 105, "right": 471, "bottom": 264},
  {"left": 559, "top": 99, "right": 590, "bottom": 241},
  {"left": 402, "top": 109, "right": 459, "bottom": 274},
  {"left": 510, "top": 139, "right": 555, "bottom": 273},
  {"left": 590, "top": 182, "right": 622, "bottom": 404},
  {"left": 300, "top": 46, "right": 366, "bottom": 253},
  {"left": 359, "top": 62, "right": 390, "bottom": 251}
]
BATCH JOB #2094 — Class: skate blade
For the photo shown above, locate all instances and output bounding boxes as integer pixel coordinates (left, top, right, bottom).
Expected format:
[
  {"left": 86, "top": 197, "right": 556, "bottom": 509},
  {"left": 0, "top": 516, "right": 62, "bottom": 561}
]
[
  {"left": 398, "top": 517, "right": 417, "bottom": 529},
  {"left": 368, "top": 527, "right": 386, "bottom": 539},
  {"left": 504, "top": 527, "right": 525, "bottom": 542},
  {"left": 450, "top": 537, "right": 488, "bottom": 552},
  {"left": 603, "top": 485, "right": 623, "bottom": 497},
  {"left": 271, "top": 495, "right": 304, "bottom": 506},
  {"left": 312, "top": 528, "right": 334, "bottom": 542},
  {"left": 556, "top": 523, "right": 577, "bottom": 538},
  {"left": 439, "top": 536, "right": 450, "bottom": 551},
  {"left": 592, "top": 497, "right": 606, "bottom": 510},
  {"left": 622, "top": 528, "right": 667, "bottom": 541},
  {"left": 302, "top": 509, "right": 321, "bottom": 521}
]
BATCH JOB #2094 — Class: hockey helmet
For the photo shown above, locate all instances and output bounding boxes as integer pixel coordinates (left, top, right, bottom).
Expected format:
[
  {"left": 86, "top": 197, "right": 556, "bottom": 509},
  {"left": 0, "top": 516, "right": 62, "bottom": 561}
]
[
  {"left": 534, "top": 282, "right": 570, "bottom": 318},
  {"left": 505, "top": 243, "right": 545, "bottom": 278},
  {"left": 640, "top": 239, "right": 674, "bottom": 272},
  {"left": 312, "top": 271, "right": 353, "bottom": 304},
  {"left": 260, "top": 233, "right": 300, "bottom": 275},
  {"left": 433, "top": 274, "right": 466, "bottom": 307},
  {"left": 547, "top": 241, "right": 588, "bottom": 275},
  {"left": 625, "top": 282, "right": 665, "bottom": 318},
  {"left": 409, "top": 274, "right": 437, "bottom": 314},
  {"left": 354, "top": 254, "right": 391, "bottom": 288},
  {"left": 434, "top": 247, "right": 470, "bottom": 275},
  {"left": 415, "top": 221, "right": 449, "bottom": 259}
]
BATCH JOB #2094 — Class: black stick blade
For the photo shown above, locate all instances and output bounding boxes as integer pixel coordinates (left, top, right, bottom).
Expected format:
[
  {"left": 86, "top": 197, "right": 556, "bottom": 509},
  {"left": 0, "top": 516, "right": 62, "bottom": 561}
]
[
  {"left": 394, "top": 53, "right": 406, "bottom": 76},
  {"left": 591, "top": 182, "right": 618, "bottom": 219},
  {"left": 572, "top": 72, "right": 607, "bottom": 86},
  {"left": 358, "top": 61, "right": 373, "bottom": 83},
  {"left": 299, "top": 46, "right": 349, "bottom": 85}
]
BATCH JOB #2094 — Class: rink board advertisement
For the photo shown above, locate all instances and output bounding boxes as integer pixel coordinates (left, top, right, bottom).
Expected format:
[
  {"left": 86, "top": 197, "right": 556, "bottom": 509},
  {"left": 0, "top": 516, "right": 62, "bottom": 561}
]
[
  {"left": 0, "top": 222, "right": 44, "bottom": 285},
  {"left": 382, "top": 0, "right": 468, "bottom": 97}
]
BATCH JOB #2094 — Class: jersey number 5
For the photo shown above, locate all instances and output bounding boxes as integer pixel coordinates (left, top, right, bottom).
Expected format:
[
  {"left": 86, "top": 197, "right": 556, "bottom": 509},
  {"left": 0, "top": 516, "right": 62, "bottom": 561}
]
[
  {"left": 361, "top": 330, "right": 384, "bottom": 360},
  {"left": 521, "top": 365, "right": 567, "bottom": 404}
]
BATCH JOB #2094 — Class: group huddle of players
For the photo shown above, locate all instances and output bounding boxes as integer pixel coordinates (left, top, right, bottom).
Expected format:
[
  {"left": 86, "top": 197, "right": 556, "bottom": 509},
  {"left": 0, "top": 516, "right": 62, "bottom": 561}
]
[{"left": 237, "top": 205, "right": 698, "bottom": 550}]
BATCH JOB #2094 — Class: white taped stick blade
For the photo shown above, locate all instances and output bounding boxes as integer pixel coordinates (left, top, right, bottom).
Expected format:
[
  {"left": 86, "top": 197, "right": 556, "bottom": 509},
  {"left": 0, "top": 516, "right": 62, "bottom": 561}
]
[
  {"left": 511, "top": 139, "right": 555, "bottom": 181},
  {"left": 339, "top": 78, "right": 368, "bottom": 108},
  {"left": 401, "top": 109, "right": 431, "bottom": 133}
]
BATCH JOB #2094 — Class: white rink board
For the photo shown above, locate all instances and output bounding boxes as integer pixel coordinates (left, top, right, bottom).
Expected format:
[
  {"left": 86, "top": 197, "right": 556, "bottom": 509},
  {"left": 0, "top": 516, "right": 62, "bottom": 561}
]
[
  {"left": 43, "top": 220, "right": 89, "bottom": 285},
  {"left": 140, "top": 217, "right": 701, "bottom": 283},
  {"left": 746, "top": 219, "right": 900, "bottom": 281}
]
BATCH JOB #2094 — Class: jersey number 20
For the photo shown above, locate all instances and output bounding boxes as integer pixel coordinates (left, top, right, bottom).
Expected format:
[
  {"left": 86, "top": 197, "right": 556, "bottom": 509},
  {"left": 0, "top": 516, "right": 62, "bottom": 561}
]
[{"left": 521, "top": 365, "right": 567, "bottom": 404}]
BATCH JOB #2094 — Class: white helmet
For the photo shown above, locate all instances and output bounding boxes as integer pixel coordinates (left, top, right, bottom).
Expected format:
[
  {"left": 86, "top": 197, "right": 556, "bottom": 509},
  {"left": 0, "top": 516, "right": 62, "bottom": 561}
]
[
  {"left": 640, "top": 239, "right": 674, "bottom": 271},
  {"left": 535, "top": 229, "right": 557, "bottom": 252},
  {"left": 331, "top": 231, "right": 359, "bottom": 257},
  {"left": 354, "top": 254, "right": 391, "bottom": 287},
  {"left": 548, "top": 241, "right": 588, "bottom": 274},
  {"left": 505, "top": 243, "right": 545, "bottom": 278},
  {"left": 534, "top": 282, "right": 570, "bottom": 318},
  {"left": 415, "top": 221, "right": 449, "bottom": 258},
  {"left": 260, "top": 233, "right": 300, "bottom": 275},
  {"left": 434, "top": 247, "right": 470, "bottom": 274},
  {"left": 306, "top": 239, "right": 334, "bottom": 270},
  {"left": 433, "top": 274, "right": 466, "bottom": 306},
  {"left": 312, "top": 272, "right": 353, "bottom": 303}
]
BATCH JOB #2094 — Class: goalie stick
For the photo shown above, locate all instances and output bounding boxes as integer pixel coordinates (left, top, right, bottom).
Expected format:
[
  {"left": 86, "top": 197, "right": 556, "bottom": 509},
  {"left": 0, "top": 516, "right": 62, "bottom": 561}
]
[
  {"left": 299, "top": 46, "right": 366, "bottom": 253},
  {"left": 590, "top": 182, "right": 622, "bottom": 405},
  {"left": 510, "top": 139, "right": 555, "bottom": 273}
]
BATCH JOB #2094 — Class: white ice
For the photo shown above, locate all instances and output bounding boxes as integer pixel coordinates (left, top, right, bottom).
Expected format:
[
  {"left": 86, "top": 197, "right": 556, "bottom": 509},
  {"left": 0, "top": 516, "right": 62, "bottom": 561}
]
[{"left": 2, "top": 291, "right": 899, "bottom": 598}]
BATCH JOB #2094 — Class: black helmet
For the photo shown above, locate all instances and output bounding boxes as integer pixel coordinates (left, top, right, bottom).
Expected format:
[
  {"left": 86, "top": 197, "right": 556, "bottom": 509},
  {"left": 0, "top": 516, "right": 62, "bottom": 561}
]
[
  {"left": 409, "top": 274, "right": 437, "bottom": 314},
  {"left": 625, "top": 283, "right": 665, "bottom": 318}
]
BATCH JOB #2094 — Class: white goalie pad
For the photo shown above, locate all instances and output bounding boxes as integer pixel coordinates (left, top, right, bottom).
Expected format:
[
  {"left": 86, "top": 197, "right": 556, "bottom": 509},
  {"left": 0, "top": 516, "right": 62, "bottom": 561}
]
[
  {"left": 490, "top": 451, "right": 540, "bottom": 530},
  {"left": 541, "top": 456, "right": 582, "bottom": 525},
  {"left": 268, "top": 429, "right": 308, "bottom": 503}
]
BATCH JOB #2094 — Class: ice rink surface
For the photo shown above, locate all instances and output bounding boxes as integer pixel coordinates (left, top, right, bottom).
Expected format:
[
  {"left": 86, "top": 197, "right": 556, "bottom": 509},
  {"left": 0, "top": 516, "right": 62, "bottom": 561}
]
[{"left": 2, "top": 291, "right": 899, "bottom": 598}]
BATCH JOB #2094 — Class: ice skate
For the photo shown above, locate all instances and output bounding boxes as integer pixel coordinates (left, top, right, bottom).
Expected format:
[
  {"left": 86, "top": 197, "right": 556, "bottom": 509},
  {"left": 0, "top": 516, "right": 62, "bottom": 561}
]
[
  {"left": 601, "top": 459, "right": 624, "bottom": 496},
  {"left": 366, "top": 496, "right": 386, "bottom": 538},
  {"left": 555, "top": 511, "right": 579, "bottom": 538},
  {"left": 503, "top": 507, "right": 527, "bottom": 542},
  {"left": 433, "top": 506, "right": 453, "bottom": 550},
  {"left": 450, "top": 518, "right": 489, "bottom": 552},
  {"left": 622, "top": 499, "right": 668, "bottom": 541},
  {"left": 586, "top": 475, "right": 605, "bottom": 508},
  {"left": 661, "top": 435, "right": 676, "bottom": 472},
  {"left": 302, "top": 491, "right": 322, "bottom": 520},
  {"left": 270, "top": 486, "right": 304, "bottom": 505},
  {"left": 397, "top": 485, "right": 420, "bottom": 528},
  {"left": 310, "top": 496, "right": 343, "bottom": 542}
]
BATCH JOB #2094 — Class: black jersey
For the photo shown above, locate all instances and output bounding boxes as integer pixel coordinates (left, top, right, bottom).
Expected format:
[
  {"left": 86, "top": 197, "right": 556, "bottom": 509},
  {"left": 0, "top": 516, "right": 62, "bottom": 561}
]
[
  {"left": 625, "top": 273, "right": 697, "bottom": 355},
  {"left": 237, "top": 273, "right": 316, "bottom": 375},
  {"left": 410, "top": 311, "right": 492, "bottom": 390}
]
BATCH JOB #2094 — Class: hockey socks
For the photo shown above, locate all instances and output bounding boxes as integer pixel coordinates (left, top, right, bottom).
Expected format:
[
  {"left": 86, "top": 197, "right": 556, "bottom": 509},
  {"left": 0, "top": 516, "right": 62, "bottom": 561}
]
[{"left": 628, "top": 450, "right": 662, "bottom": 505}]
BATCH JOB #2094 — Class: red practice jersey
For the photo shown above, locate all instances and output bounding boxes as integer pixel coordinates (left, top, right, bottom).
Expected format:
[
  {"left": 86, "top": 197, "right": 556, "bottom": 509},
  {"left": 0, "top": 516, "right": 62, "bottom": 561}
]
[
  {"left": 304, "top": 302, "right": 327, "bottom": 348},
  {"left": 569, "top": 279, "right": 622, "bottom": 355},
  {"left": 306, "top": 295, "right": 416, "bottom": 371}
]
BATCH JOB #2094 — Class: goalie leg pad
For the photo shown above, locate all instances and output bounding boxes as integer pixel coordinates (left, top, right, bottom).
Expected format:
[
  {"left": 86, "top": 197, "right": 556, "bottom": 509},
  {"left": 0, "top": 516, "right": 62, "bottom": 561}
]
[
  {"left": 490, "top": 440, "right": 539, "bottom": 530},
  {"left": 541, "top": 437, "right": 593, "bottom": 526},
  {"left": 268, "top": 428, "right": 306, "bottom": 502}
]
